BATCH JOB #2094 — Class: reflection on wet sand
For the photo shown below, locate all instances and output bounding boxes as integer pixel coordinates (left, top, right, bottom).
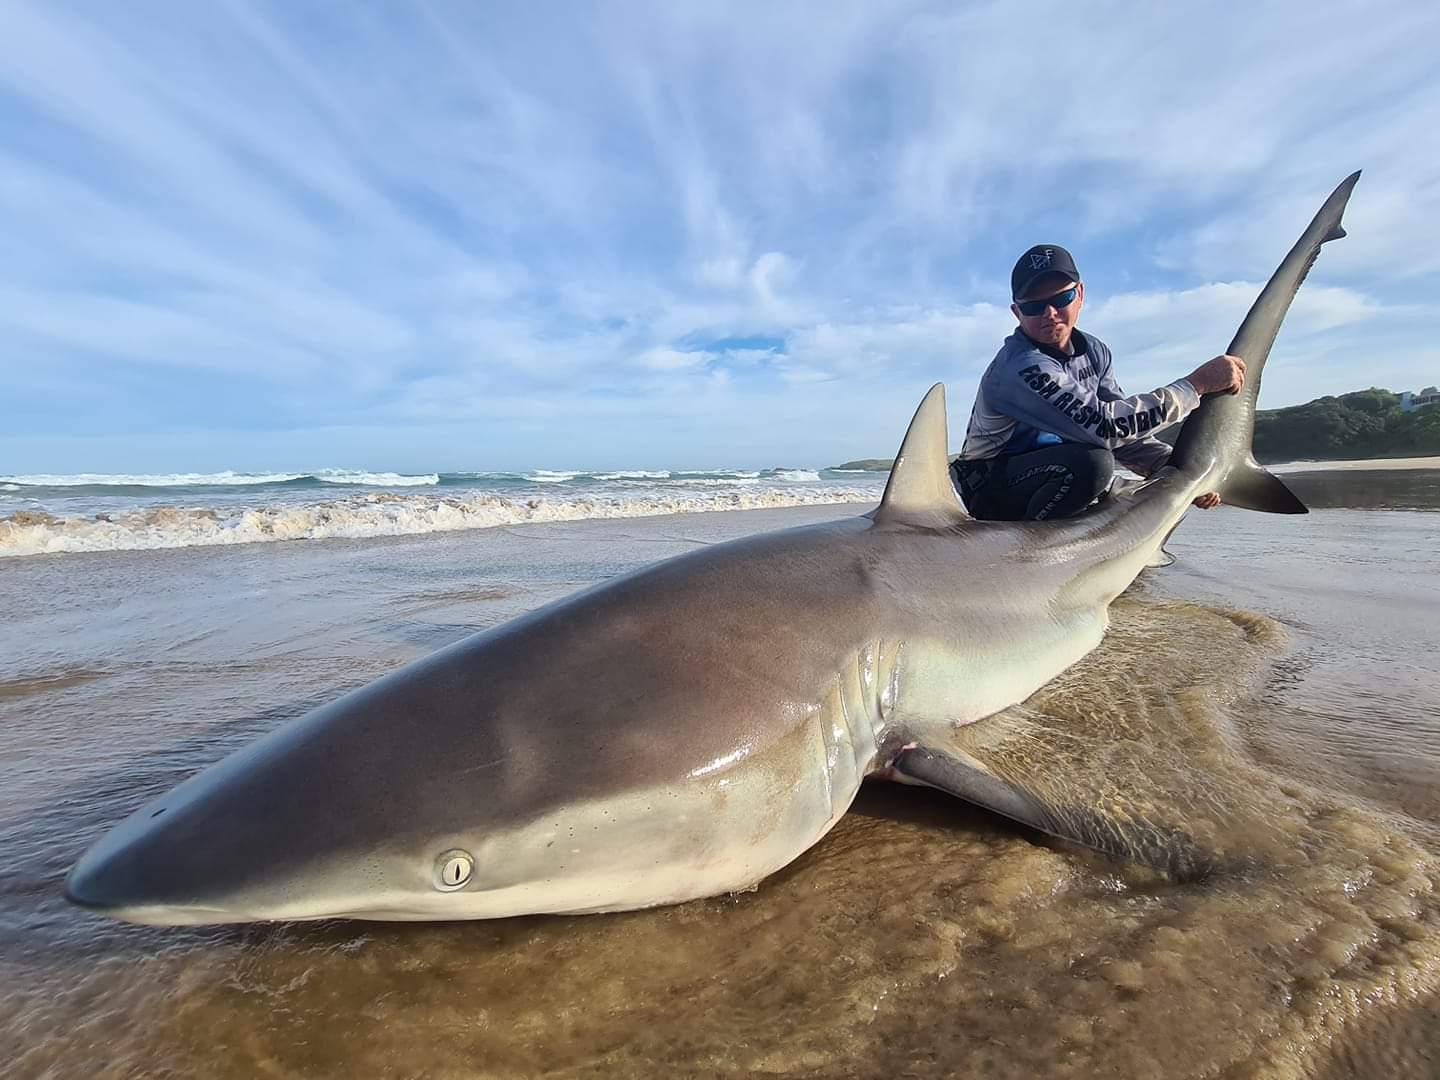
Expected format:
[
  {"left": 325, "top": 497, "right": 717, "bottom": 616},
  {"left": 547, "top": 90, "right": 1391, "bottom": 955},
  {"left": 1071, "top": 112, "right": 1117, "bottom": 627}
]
[{"left": 1283, "top": 467, "right": 1440, "bottom": 511}]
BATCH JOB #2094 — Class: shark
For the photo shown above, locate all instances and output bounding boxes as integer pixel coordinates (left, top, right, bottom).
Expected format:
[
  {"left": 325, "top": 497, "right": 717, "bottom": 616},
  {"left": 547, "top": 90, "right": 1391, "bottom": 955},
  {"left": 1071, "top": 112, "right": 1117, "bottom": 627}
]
[{"left": 65, "top": 173, "right": 1360, "bottom": 925}]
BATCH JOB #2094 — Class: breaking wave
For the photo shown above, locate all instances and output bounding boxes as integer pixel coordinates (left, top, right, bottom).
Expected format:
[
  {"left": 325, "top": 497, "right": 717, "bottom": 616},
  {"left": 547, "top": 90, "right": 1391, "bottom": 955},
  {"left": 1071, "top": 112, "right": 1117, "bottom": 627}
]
[
  {"left": 0, "top": 467, "right": 835, "bottom": 496},
  {"left": 0, "top": 487, "right": 880, "bottom": 558},
  {"left": 0, "top": 469, "right": 441, "bottom": 489}
]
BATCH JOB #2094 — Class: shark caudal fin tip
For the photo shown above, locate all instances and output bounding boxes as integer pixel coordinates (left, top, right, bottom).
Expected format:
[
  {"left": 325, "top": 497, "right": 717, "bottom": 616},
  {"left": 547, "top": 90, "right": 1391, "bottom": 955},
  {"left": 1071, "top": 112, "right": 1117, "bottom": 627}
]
[
  {"left": 1334, "top": 170, "right": 1362, "bottom": 197},
  {"left": 873, "top": 384, "right": 968, "bottom": 528},
  {"left": 1321, "top": 172, "right": 1362, "bottom": 241}
]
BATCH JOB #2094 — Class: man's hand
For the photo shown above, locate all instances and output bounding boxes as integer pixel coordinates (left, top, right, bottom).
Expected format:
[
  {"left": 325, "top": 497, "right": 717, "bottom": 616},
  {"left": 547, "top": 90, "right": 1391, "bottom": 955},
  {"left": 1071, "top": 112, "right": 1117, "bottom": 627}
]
[
  {"left": 1186, "top": 354, "right": 1246, "bottom": 396},
  {"left": 1193, "top": 492, "right": 1222, "bottom": 509}
]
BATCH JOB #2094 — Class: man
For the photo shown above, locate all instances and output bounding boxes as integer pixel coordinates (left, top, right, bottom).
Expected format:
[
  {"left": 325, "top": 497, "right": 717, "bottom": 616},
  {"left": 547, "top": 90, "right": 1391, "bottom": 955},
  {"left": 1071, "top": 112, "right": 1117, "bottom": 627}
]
[{"left": 952, "top": 244, "right": 1245, "bottom": 520}]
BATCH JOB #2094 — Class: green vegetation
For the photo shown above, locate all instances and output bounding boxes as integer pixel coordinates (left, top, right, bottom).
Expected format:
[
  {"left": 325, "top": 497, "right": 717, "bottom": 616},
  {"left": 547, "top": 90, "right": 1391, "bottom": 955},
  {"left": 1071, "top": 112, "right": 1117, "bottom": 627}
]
[
  {"left": 1252, "top": 388, "right": 1440, "bottom": 462},
  {"left": 827, "top": 389, "right": 1440, "bottom": 470},
  {"left": 829, "top": 458, "right": 896, "bottom": 472},
  {"left": 830, "top": 454, "right": 961, "bottom": 472}
]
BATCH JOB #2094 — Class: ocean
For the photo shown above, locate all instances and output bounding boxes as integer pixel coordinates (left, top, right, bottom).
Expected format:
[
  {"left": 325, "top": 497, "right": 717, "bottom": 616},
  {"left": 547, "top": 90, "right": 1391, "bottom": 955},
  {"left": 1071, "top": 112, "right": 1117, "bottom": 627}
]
[
  {"left": 1, "top": 466, "right": 1438, "bottom": 1077},
  {"left": 0, "top": 467, "right": 886, "bottom": 558}
]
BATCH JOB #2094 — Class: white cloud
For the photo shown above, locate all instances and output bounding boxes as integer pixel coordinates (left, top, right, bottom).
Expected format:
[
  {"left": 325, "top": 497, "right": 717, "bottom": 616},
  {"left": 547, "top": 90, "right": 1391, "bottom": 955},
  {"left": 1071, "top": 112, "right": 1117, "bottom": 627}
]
[
  {"left": 634, "top": 347, "right": 709, "bottom": 372},
  {"left": 750, "top": 252, "right": 796, "bottom": 308},
  {"left": 778, "top": 365, "right": 837, "bottom": 386},
  {"left": 1096, "top": 283, "right": 1382, "bottom": 339},
  {"left": 785, "top": 304, "right": 1008, "bottom": 382}
]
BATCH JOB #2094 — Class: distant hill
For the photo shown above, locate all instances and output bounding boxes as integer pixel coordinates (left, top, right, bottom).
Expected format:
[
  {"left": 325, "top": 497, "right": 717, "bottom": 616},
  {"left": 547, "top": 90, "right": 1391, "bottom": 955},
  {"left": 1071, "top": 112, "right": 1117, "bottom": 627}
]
[
  {"left": 1250, "top": 387, "right": 1440, "bottom": 462},
  {"left": 830, "top": 458, "right": 896, "bottom": 472},
  {"left": 828, "top": 388, "right": 1440, "bottom": 471},
  {"left": 832, "top": 454, "right": 963, "bottom": 472}
]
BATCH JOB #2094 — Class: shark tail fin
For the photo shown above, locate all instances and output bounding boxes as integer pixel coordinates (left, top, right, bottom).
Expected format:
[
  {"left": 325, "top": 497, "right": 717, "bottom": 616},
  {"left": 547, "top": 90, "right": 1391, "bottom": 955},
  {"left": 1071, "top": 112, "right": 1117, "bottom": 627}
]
[
  {"left": 1215, "top": 458, "right": 1308, "bottom": 515},
  {"left": 871, "top": 383, "right": 969, "bottom": 529}
]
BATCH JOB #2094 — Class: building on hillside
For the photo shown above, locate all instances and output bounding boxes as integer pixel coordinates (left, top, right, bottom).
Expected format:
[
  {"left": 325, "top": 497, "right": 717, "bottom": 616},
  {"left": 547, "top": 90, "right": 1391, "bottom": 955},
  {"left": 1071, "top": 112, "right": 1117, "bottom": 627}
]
[{"left": 1399, "top": 386, "right": 1440, "bottom": 412}]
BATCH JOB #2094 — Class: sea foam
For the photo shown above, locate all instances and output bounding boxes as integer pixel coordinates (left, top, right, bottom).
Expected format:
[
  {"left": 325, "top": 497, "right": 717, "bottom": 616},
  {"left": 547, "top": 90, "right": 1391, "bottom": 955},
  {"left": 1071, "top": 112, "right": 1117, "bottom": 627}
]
[
  {"left": 0, "top": 470, "right": 440, "bottom": 489},
  {"left": 0, "top": 488, "right": 879, "bottom": 558}
]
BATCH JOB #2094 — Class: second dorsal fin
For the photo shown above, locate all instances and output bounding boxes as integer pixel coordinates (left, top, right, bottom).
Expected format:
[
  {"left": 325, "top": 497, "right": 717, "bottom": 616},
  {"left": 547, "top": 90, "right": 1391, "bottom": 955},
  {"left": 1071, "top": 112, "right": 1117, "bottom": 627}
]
[{"left": 871, "top": 383, "right": 969, "bottom": 529}]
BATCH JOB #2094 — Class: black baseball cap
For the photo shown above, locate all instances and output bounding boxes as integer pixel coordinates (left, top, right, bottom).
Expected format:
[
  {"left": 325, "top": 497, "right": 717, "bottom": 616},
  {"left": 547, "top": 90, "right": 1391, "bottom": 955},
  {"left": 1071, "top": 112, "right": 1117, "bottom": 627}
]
[{"left": 1011, "top": 245, "right": 1080, "bottom": 300}]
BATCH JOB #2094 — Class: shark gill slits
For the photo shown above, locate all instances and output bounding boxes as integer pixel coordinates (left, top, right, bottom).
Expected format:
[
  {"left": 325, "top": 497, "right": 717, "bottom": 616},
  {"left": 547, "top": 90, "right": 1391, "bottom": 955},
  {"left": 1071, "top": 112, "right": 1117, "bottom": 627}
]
[
  {"left": 150, "top": 808, "right": 166, "bottom": 818},
  {"left": 434, "top": 849, "right": 474, "bottom": 891}
]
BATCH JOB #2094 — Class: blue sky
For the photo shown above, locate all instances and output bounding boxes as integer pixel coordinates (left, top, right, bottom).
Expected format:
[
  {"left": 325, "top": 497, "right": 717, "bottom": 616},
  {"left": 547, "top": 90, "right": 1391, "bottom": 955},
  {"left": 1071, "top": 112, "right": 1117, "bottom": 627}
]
[{"left": 2, "top": 1, "right": 1438, "bottom": 473}]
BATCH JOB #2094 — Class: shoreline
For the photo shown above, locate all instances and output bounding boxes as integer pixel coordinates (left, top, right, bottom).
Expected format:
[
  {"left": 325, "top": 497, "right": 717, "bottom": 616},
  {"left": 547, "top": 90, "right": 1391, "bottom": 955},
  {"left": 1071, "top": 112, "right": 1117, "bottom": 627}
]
[
  {"left": 1270, "top": 455, "right": 1440, "bottom": 472},
  {"left": 0, "top": 487, "right": 882, "bottom": 560},
  {"left": 835, "top": 455, "right": 1440, "bottom": 475},
  {"left": 3, "top": 456, "right": 1435, "bottom": 560}
]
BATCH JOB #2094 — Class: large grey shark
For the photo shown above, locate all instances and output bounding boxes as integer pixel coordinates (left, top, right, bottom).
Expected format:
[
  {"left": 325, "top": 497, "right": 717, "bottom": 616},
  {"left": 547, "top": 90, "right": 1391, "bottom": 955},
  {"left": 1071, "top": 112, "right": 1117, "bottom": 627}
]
[{"left": 66, "top": 173, "right": 1360, "bottom": 925}]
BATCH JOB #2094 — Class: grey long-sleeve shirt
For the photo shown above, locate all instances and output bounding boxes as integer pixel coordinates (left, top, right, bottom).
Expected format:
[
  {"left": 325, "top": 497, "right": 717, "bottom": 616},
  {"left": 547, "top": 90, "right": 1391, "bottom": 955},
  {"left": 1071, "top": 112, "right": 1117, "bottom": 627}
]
[{"left": 959, "top": 328, "right": 1201, "bottom": 476}]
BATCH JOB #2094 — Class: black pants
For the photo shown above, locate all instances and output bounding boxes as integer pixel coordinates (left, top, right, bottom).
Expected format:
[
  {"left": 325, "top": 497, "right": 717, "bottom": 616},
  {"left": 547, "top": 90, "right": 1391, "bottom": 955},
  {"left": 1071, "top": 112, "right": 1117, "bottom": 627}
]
[{"left": 952, "top": 444, "right": 1114, "bottom": 521}]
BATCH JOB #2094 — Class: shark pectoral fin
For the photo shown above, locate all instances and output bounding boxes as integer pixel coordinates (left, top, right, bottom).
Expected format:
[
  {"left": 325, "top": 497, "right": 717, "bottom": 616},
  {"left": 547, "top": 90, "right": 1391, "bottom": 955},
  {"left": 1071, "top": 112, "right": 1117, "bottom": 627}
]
[
  {"left": 871, "top": 383, "right": 970, "bottom": 530},
  {"left": 1216, "top": 460, "right": 1308, "bottom": 515},
  {"left": 892, "top": 743, "right": 1212, "bottom": 881}
]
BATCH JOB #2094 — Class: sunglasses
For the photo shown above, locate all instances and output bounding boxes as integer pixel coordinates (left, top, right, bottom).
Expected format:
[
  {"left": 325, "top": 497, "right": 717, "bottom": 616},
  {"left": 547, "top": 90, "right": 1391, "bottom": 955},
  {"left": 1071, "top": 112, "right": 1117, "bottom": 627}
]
[{"left": 1016, "top": 286, "right": 1078, "bottom": 317}]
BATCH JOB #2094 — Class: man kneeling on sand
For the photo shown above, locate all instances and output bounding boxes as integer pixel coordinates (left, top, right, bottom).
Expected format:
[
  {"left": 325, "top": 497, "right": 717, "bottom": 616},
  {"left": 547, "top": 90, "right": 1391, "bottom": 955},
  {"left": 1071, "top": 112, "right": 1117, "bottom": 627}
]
[{"left": 953, "top": 244, "right": 1245, "bottom": 521}]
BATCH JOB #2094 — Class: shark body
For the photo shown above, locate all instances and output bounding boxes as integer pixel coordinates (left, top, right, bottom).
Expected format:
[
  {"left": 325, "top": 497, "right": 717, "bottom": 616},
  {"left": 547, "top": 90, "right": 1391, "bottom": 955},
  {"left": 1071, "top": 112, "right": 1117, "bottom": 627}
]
[{"left": 66, "top": 174, "right": 1359, "bottom": 925}]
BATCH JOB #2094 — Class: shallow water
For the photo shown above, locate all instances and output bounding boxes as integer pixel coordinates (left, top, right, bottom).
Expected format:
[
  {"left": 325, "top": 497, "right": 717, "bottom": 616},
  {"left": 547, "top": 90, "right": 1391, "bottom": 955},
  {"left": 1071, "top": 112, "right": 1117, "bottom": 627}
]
[{"left": 2, "top": 471, "right": 1438, "bottom": 1078}]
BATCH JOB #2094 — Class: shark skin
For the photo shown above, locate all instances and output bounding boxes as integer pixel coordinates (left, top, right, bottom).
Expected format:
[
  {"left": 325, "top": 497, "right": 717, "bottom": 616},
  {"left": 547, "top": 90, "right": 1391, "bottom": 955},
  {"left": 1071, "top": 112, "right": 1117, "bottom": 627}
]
[{"left": 65, "top": 174, "right": 1359, "bottom": 926}]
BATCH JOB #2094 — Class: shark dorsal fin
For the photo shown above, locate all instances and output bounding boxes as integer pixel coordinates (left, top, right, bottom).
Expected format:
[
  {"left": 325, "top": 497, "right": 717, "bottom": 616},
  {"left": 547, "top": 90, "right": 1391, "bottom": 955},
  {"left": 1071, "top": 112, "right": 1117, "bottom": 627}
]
[{"left": 872, "top": 383, "right": 969, "bottom": 529}]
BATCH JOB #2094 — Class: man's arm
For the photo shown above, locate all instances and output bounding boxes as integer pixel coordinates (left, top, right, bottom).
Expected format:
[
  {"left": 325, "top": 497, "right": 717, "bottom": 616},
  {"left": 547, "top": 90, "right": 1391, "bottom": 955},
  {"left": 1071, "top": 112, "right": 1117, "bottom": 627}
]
[
  {"left": 1101, "top": 358, "right": 1245, "bottom": 508},
  {"left": 1099, "top": 364, "right": 1184, "bottom": 475},
  {"left": 991, "top": 354, "right": 1200, "bottom": 450},
  {"left": 1112, "top": 436, "right": 1175, "bottom": 477}
]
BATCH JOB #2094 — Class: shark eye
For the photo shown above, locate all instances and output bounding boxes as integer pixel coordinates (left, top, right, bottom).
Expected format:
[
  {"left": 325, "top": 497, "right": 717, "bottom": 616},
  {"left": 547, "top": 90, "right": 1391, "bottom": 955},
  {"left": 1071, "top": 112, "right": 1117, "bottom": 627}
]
[{"left": 434, "top": 850, "right": 474, "bottom": 891}]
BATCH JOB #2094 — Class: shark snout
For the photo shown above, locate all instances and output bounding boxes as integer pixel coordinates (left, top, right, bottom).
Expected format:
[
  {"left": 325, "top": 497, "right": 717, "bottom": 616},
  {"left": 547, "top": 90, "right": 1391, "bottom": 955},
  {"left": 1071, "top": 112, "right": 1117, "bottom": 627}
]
[
  {"left": 64, "top": 797, "right": 249, "bottom": 923},
  {"left": 64, "top": 862, "right": 240, "bottom": 926},
  {"left": 63, "top": 729, "right": 481, "bottom": 925}
]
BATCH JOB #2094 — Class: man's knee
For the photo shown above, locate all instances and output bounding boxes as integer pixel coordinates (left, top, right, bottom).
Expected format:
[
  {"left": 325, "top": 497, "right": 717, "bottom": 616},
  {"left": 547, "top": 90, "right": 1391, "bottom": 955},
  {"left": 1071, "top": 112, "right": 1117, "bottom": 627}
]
[
  {"left": 956, "top": 446, "right": 1114, "bottom": 521},
  {"left": 1079, "top": 448, "right": 1116, "bottom": 498},
  {"left": 1030, "top": 447, "right": 1113, "bottom": 520}
]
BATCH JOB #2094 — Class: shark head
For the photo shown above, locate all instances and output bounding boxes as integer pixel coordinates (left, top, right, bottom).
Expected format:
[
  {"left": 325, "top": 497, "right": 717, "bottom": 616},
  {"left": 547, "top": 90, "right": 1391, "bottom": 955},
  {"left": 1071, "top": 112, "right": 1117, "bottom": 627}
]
[
  {"left": 65, "top": 589, "right": 854, "bottom": 925},
  {"left": 64, "top": 685, "right": 513, "bottom": 923}
]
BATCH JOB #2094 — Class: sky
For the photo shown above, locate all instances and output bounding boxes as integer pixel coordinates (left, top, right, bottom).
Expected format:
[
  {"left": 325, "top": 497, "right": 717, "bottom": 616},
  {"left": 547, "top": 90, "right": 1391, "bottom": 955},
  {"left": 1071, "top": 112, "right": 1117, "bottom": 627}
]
[{"left": 2, "top": 1, "right": 1438, "bottom": 474}]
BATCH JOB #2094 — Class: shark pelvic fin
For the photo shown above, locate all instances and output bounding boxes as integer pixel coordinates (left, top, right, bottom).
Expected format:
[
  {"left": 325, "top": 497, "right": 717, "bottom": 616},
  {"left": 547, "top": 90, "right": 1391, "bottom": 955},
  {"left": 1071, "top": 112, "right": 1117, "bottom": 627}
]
[
  {"left": 872, "top": 383, "right": 969, "bottom": 529},
  {"left": 1216, "top": 459, "right": 1308, "bottom": 515},
  {"left": 1145, "top": 547, "right": 1176, "bottom": 569},
  {"left": 1143, "top": 520, "right": 1181, "bottom": 569}
]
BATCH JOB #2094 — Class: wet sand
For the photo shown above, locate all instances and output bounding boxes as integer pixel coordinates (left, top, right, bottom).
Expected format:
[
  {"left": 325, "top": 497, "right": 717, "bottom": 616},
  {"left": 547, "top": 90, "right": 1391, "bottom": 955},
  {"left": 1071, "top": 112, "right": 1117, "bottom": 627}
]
[
  {"left": 2, "top": 474, "right": 1439, "bottom": 1077},
  {"left": 1274, "top": 455, "right": 1440, "bottom": 472}
]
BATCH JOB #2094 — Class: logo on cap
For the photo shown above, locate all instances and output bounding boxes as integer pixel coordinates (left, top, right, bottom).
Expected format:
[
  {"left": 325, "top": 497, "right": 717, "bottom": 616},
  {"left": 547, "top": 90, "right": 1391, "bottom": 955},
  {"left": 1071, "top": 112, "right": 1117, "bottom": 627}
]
[{"left": 1029, "top": 249, "right": 1054, "bottom": 270}]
